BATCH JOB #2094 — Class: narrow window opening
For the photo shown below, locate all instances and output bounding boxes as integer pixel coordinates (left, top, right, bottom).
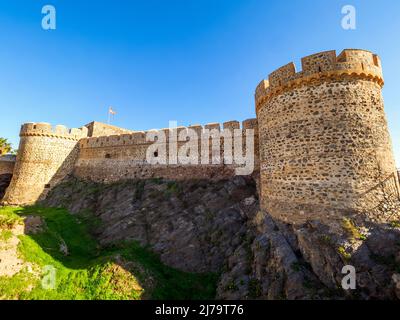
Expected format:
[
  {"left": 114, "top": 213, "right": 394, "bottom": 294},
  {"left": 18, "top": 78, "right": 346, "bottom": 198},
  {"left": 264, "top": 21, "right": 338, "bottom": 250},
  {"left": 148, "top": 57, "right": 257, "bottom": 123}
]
[
  {"left": 154, "top": 151, "right": 158, "bottom": 158},
  {"left": 44, "top": 184, "right": 51, "bottom": 189},
  {"left": 105, "top": 153, "right": 111, "bottom": 159}
]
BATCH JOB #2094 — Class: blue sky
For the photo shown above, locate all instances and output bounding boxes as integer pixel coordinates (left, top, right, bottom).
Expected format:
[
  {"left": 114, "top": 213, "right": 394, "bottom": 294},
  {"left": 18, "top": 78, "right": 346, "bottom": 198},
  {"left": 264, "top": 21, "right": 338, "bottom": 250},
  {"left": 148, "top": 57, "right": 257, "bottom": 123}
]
[{"left": 0, "top": 0, "right": 399, "bottom": 165}]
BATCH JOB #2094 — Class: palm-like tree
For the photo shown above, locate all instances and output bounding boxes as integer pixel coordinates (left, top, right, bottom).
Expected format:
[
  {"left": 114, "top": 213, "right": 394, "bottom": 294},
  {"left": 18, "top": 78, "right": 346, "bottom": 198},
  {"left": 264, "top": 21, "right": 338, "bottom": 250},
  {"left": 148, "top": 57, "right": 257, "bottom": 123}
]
[{"left": 0, "top": 138, "right": 12, "bottom": 155}]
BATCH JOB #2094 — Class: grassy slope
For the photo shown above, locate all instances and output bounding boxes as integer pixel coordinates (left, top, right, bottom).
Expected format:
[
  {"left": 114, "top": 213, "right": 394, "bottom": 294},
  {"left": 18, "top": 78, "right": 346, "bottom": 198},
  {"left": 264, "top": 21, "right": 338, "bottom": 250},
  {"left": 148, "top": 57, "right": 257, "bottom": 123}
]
[{"left": 0, "top": 206, "right": 217, "bottom": 300}]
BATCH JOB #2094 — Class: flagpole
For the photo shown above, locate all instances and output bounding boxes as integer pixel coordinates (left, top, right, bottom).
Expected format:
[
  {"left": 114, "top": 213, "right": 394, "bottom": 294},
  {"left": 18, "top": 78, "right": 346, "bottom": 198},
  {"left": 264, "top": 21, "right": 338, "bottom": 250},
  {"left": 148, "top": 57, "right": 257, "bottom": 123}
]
[{"left": 108, "top": 106, "right": 116, "bottom": 125}]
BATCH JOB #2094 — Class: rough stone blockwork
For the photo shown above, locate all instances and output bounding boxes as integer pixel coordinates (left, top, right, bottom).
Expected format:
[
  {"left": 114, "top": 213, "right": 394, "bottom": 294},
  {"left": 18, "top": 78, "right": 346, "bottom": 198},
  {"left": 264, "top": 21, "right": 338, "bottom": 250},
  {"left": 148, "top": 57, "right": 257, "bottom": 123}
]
[
  {"left": 2, "top": 48, "right": 400, "bottom": 300},
  {"left": 255, "top": 49, "right": 398, "bottom": 224},
  {"left": 75, "top": 119, "right": 259, "bottom": 183},
  {"left": 2, "top": 123, "right": 88, "bottom": 205},
  {"left": 0, "top": 155, "right": 15, "bottom": 175}
]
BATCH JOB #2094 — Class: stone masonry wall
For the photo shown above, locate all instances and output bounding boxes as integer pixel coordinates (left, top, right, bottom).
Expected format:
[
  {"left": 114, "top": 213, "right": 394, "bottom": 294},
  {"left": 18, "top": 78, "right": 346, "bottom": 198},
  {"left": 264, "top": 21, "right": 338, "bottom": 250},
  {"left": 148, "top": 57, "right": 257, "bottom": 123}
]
[
  {"left": 0, "top": 156, "right": 15, "bottom": 176},
  {"left": 85, "top": 121, "right": 134, "bottom": 137},
  {"left": 4, "top": 48, "right": 397, "bottom": 223},
  {"left": 74, "top": 119, "right": 259, "bottom": 183},
  {"left": 2, "top": 123, "right": 88, "bottom": 205},
  {"left": 255, "top": 49, "right": 398, "bottom": 224}
]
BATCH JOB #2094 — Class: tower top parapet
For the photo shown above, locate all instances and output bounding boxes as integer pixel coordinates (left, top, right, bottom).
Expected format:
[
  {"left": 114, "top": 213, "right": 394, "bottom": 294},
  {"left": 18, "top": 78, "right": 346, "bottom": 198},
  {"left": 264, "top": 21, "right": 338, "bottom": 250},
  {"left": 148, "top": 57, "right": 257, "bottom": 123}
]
[
  {"left": 255, "top": 49, "right": 384, "bottom": 113},
  {"left": 20, "top": 122, "right": 88, "bottom": 141}
]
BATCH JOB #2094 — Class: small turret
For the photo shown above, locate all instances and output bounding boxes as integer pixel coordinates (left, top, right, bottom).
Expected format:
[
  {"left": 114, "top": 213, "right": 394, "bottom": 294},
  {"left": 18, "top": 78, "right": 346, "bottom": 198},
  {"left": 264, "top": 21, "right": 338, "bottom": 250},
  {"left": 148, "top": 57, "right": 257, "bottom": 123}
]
[{"left": 2, "top": 123, "right": 88, "bottom": 205}]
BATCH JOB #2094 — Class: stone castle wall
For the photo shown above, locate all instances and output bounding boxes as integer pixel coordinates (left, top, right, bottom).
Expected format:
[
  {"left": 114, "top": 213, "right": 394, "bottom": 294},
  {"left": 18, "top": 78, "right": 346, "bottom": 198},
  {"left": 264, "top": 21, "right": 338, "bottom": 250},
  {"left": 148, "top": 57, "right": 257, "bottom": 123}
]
[
  {"left": 255, "top": 49, "right": 397, "bottom": 224},
  {"left": 74, "top": 119, "right": 259, "bottom": 183},
  {"left": 2, "top": 123, "right": 88, "bottom": 205},
  {"left": 1, "top": 48, "right": 398, "bottom": 224},
  {"left": 0, "top": 156, "right": 15, "bottom": 175},
  {"left": 85, "top": 121, "right": 134, "bottom": 137}
]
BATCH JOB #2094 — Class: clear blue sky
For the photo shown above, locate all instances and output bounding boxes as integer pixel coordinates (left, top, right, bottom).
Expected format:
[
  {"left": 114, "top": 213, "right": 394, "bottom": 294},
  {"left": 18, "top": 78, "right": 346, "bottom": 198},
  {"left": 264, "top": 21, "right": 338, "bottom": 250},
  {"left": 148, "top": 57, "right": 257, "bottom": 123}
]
[{"left": 0, "top": 0, "right": 399, "bottom": 165}]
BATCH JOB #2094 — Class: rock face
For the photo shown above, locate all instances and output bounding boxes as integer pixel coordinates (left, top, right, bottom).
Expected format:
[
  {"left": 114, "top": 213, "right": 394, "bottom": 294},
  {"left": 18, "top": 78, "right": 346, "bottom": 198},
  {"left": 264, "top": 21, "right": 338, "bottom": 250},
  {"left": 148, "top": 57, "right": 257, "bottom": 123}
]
[
  {"left": 218, "top": 211, "right": 400, "bottom": 299},
  {"left": 41, "top": 176, "right": 400, "bottom": 299},
  {"left": 41, "top": 176, "right": 259, "bottom": 273}
]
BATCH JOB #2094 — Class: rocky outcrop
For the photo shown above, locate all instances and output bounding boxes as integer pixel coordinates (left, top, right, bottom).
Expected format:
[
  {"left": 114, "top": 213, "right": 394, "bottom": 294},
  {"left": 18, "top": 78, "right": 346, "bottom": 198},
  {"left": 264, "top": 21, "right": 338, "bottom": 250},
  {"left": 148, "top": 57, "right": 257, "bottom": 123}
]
[
  {"left": 41, "top": 176, "right": 400, "bottom": 299},
  {"left": 41, "top": 176, "right": 259, "bottom": 273},
  {"left": 218, "top": 211, "right": 400, "bottom": 300}
]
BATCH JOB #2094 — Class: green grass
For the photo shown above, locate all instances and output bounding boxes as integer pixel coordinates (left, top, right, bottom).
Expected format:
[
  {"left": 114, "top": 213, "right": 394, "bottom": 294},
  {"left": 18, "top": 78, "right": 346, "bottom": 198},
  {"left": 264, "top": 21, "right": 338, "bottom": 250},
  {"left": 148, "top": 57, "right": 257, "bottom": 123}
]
[
  {"left": 390, "top": 220, "right": 400, "bottom": 228},
  {"left": 337, "top": 246, "right": 352, "bottom": 261},
  {"left": 342, "top": 218, "right": 366, "bottom": 241},
  {"left": 0, "top": 229, "right": 13, "bottom": 241},
  {"left": 0, "top": 206, "right": 23, "bottom": 229},
  {"left": 165, "top": 181, "right": 182, "bottom": 196},
  {"left": 0, "top": 206, "right": 217, "bottom": 300}
]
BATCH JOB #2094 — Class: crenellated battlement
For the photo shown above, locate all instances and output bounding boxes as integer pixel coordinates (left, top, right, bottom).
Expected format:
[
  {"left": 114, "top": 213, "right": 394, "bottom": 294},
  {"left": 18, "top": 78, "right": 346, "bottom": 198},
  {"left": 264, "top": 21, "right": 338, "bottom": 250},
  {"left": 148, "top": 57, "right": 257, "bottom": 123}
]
[
  {"left": 255, "top": 49, "right": 384, "bottom": 113},
  {"left": 255, "top": 48, "right": 398, "bottom": 224},
  {"left": 20, "top": 122, "right": 89, "bottom": 141},
  {"left": 4, "top": 47, "right": 395, "bottom": 218},
  {"left": 79, "top": 119, "right": 258, "bottom": 149}
]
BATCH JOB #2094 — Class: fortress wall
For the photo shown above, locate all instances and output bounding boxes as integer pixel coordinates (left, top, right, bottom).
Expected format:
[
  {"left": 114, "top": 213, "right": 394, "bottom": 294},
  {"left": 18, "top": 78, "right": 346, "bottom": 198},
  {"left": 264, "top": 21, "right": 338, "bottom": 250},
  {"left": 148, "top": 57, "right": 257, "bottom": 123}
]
[
  {"left": 2, "top": 123, "right": 88, "bottom": 205},
  {"left": 0, "top": 156, "right": 15, "bottom": 175},
  {"left": 255, "top": 49, "right": 397, "bottom": 224},
  {"left": 74, "top": 119, "right": 259, "bottom": 183},
  {"left": 85, "top": 121, "right": 134, "bottom": 137}
]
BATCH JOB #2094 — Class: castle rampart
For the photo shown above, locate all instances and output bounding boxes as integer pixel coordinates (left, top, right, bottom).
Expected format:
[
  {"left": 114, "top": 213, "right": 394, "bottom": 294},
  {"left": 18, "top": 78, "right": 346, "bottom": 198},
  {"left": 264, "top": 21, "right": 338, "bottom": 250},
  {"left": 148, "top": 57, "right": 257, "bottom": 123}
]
[
  {"left": 255, "top": 49, "right": 397, "bottom": 223},
  {"left": 255, "top": 49, "right": 384, "bottom": 114},
  {"left": 2, "top": 123, "right": 88, "bottom": 205},
  {"left": 0, "top": 155, "right": 16, "bottom": 176},
  {"left": 85, "top": 121, "right": 134, "bottom": 137},
  {"left": 1, "top": 48, "right": 398, "bottom": 223},
  {"left": 75, "top": 119, "right": 259, "bottom": 183}
]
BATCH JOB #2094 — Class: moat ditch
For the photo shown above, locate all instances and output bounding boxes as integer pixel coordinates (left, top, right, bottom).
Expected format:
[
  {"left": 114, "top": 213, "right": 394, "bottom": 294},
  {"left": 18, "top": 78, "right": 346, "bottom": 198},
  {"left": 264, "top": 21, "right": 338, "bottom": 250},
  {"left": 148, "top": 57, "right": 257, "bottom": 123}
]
[{"left": 35, "top": 175, "right": 400, "bottom": 299}]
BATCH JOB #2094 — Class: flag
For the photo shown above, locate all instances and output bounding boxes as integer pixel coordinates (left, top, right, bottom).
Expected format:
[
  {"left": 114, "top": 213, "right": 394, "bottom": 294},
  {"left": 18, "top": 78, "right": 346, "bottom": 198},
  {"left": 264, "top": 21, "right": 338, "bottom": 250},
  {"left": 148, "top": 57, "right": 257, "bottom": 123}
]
[{"left": 109, "top": 106, "right": 116, "bottom": 115}]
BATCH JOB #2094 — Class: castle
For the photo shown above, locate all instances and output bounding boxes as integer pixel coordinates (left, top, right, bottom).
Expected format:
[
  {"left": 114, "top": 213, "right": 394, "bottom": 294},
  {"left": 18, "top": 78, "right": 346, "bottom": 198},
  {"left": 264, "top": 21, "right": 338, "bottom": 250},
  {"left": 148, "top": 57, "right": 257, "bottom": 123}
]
[{"left": 0, "top": 49, "right": 398, "bottom": 224}]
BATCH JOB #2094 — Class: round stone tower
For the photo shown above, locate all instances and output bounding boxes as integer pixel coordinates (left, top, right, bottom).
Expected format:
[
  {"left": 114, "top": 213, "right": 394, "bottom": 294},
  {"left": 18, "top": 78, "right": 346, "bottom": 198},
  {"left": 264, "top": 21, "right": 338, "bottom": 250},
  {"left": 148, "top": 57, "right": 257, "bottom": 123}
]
[
  {"left": 255, "top": 49, "right": 398, "bottom": 224},
  {"left": 2, "top": 122, "right": 88, "bottom": 205}
]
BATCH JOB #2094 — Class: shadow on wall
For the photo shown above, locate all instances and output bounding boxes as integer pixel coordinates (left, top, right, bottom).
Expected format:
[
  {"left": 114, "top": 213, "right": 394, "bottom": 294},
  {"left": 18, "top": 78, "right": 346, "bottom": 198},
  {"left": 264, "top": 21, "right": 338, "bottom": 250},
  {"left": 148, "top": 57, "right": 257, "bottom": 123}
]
[
  {"left": 37, "top": 145, "right": 81, "bottom": 203},
  {"left": 0, "top": 174, "right": 12, "bottom": 200}
]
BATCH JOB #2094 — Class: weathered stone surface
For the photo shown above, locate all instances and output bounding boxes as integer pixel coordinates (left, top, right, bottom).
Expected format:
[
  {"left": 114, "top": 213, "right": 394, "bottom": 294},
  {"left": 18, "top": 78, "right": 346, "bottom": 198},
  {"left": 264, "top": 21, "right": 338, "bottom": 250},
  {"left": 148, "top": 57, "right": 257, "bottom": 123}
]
[
  {"left": 3, "top": 49, "right": 400, "bottom": 300},
  {"left": 2, "top": 124, "right": 88, "bottom": 205},
  {"left": 41, "top": 176, "right": 400, "bottom": 300},
  {"left": 41, "top": 176, "right": 259, "bottom": 273},
  {"left": 218, "top": 210, "right": 400, "bottom": 300},
  {"left": 256, "top": 49, "right": 398, "bottom": 225}
]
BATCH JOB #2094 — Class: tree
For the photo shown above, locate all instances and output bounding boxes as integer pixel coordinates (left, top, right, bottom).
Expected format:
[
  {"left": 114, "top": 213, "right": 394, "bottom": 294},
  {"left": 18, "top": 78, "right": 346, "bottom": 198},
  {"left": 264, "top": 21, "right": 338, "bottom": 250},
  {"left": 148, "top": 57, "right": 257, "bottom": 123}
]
[{"left": 0, "top": 138, "right": 12, "bottom": 155}]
